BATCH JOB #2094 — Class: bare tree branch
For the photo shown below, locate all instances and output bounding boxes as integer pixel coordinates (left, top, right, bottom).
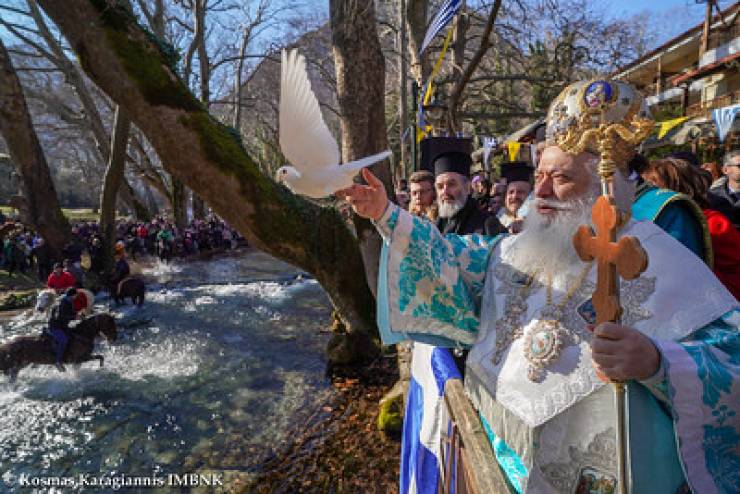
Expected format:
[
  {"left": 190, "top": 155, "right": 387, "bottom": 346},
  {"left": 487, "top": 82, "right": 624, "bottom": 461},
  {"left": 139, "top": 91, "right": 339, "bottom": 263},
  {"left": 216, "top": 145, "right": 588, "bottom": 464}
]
[{"left": 447, "top": 0, "right": 503, "bottom": 131}]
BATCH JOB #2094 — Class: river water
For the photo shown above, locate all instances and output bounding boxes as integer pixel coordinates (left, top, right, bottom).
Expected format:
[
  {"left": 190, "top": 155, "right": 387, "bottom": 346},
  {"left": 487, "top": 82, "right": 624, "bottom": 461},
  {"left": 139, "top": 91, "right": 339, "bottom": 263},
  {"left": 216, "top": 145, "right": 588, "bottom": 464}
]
[{"left": 0, "top": 250, "right": 333, "bottom": 492}]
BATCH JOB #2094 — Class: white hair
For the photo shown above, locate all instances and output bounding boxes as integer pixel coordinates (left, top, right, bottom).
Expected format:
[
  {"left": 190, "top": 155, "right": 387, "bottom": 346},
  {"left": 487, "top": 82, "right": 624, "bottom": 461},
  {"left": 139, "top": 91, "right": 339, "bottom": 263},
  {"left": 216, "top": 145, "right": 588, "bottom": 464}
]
[
  {"left": 437, "top": 174, "right": 470, "bottom": 218},
  {"left": 724, "top": 149, "right": 740, "bottom": 167},
  {"left": 503, "top": 195, "right": 594, "bottom": 290},
  {"left": 503, "top": 156, "right": 635, "bottom": 290}
]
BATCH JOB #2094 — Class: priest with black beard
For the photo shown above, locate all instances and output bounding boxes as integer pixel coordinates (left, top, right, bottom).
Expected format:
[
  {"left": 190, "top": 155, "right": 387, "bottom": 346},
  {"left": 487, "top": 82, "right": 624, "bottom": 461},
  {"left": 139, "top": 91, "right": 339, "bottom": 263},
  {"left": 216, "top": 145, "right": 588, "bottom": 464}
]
[{"left": 432, "top": 151, "right": 505, "bottom": 237}]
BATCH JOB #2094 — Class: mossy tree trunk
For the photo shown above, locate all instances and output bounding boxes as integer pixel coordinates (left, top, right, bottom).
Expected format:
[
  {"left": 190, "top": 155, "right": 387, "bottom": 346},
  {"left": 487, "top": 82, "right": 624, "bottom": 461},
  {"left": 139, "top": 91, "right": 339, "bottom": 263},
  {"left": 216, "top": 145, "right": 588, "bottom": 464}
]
[
  {"left": 98, "top": 106, "right": 131, "bottom": 279},
  {"left": 37, "top": 0, "right": 381, "bottom": 363},
  {"left": 0, "top": 37, "right": 71, "bottom": 257},
  {"left": 328, "top": 0, "right": 394, "bottom": 361}
]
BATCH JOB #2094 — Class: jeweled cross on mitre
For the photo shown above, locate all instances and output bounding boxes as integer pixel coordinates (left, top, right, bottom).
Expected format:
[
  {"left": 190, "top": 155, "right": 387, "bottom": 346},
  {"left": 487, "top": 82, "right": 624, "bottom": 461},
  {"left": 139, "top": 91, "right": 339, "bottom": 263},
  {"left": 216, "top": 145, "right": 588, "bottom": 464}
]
[{"left": 573, "top": 196, "right": 648, "bottom": 324}]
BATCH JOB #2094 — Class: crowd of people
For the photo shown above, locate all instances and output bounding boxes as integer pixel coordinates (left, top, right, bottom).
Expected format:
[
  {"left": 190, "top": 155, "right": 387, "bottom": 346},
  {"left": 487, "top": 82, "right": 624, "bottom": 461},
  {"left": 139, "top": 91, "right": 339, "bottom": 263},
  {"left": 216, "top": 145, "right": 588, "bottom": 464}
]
[
  {"left": 0, "top": 215, "right": 246, "bottom": 286},
  {"left": 1, "top": 226, "right": 55, "bottom": 281},
  {"left": 392, "top": 148, "right": 740, "bottom": 300},
  {"left": 79, "top": 217, "right": 245, "bottom": 263},
  {"left": 1, "top": 214, "right": 246, "bottom": 371}
]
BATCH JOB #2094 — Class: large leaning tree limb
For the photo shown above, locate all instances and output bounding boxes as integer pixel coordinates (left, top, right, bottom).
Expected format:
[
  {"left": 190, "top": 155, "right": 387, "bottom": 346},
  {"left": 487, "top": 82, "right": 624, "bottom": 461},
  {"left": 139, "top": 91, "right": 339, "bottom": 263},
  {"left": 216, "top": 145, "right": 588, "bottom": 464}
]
[
  {"left": 0, "top": 37, "right": 70, "bottom": 256},
  {"left": 447, "top": 0, "right": 503, "bottom": 132},
  {"left": 37, "top": 0, "right": 380, "bottom": 364}
]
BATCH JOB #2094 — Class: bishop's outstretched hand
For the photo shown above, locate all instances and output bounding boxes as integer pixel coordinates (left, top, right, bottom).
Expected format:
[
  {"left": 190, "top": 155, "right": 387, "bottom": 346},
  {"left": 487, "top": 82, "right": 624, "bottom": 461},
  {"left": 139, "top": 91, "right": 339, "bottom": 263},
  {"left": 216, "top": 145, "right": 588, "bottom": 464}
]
[{"left": 336, "top": 169, "right": 389, "bottom": 221}]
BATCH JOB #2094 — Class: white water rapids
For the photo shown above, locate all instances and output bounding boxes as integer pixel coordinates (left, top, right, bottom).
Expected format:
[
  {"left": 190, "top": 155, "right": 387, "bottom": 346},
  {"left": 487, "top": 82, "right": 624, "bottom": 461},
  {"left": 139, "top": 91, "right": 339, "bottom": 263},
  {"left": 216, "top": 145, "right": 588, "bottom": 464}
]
[{"left": 0, "top": 250, "right": 333, "bottom": 491}]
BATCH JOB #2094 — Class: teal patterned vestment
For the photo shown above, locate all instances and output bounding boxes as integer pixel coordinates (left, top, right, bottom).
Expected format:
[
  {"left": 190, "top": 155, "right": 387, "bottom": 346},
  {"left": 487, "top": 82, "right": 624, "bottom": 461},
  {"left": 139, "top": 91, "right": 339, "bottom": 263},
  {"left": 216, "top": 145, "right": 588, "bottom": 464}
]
[{"left": 375, "top": 203, "right": 739, "bottom": 493}]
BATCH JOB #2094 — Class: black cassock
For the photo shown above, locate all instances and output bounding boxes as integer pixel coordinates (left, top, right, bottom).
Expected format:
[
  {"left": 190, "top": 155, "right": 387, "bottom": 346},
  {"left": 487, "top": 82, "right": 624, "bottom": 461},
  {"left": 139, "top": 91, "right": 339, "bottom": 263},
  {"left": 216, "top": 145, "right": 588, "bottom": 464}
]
[{"left": 436, "top": 197, "right": 504, "bottom": 237}]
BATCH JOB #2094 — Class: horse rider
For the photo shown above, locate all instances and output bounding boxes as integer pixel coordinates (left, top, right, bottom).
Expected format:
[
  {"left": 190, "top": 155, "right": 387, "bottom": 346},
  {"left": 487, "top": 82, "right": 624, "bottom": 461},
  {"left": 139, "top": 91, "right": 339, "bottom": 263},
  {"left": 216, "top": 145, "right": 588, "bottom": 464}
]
[
  {"left": 110, "top": 246, "right": 131, "bottom": 295},
  {"left": 46, "top": 287, "right": 83, "bottom": 372},
  {"left": 47, "top": 261, "right": 76, "bottom": 294},
  {"left": 63, "top": 258, "right": 84, "bottom": 288}
]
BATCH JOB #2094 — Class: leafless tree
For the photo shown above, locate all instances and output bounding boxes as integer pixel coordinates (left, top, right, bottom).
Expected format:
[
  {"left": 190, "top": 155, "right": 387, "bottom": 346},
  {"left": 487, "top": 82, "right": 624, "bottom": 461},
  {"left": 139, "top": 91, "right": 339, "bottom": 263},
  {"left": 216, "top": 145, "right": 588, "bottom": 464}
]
[{"left": 0, "top": 36, "right": 70, "bottom": 254}]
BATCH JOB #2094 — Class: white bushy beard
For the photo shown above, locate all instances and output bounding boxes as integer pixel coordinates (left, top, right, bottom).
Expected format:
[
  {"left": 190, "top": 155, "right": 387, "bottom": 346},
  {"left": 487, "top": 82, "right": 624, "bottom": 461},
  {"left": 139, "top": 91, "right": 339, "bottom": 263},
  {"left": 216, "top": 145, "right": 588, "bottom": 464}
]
[
  {"left": 503, "top": 163, "right": 635, "bottom": 290},
  {"left": 438, "top": 190, "right": 469, "bottom": 219},
  {"left": 503, "top": 195, "right": 594, "bottom": 290}
]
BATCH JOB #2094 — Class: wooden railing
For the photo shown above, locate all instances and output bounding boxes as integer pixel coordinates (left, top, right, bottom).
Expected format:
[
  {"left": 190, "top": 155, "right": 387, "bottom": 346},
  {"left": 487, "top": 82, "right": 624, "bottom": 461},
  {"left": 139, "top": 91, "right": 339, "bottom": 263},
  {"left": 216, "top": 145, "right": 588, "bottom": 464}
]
[
  {"left": 438, "top": 379, "right": 512, "bottom": 493},
  {"left": 706, "top": 24, "right": 739, "bottom": 52},
  {"left": 687, "top": 89, "right": 740, "bottom": 118}
]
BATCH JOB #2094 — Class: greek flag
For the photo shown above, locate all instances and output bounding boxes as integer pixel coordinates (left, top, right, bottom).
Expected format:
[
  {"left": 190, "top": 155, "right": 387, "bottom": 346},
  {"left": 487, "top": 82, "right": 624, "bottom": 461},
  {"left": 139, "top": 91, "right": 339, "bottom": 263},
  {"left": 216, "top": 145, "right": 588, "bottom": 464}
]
[
  {"left": 482, "top": 136, "right": 497, "bottom": 171},
  {"left": 712, "top": 103, "right": 740, "bottom": 142},
  {"left": 420, "top": 0, "right": 462, "bottom": 54},
  {"left": 401, "top": 343, "right": 461, "bottom": 493}
]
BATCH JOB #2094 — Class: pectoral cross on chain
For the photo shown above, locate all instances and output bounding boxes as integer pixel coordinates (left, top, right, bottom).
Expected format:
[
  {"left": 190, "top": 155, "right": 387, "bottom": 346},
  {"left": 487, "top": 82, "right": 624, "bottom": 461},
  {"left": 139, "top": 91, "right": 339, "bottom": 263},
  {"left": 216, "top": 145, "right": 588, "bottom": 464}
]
[{"left": 573, "top": 196, "right": 648, "bottom": 324}]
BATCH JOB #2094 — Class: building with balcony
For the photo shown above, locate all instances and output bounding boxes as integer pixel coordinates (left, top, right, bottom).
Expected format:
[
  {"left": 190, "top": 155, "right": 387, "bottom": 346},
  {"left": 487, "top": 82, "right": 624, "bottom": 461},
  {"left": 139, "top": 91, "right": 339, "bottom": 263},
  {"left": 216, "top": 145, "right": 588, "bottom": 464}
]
[{"left": 613, "top": 3, "right": 739, "bottom": 152}]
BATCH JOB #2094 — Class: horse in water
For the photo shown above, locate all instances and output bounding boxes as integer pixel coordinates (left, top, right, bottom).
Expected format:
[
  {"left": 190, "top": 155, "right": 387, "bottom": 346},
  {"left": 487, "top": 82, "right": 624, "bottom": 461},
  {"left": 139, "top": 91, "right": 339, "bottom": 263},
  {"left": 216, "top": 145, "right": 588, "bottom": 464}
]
[
  {"left": 0, "top": 313, "right": 117, "bottom": 383},
  {"left": 110, "top": 277, "right": 145, "bottom": 306},
  {"left": 35, "top": 288, "right": 95, "bottom": 316}
]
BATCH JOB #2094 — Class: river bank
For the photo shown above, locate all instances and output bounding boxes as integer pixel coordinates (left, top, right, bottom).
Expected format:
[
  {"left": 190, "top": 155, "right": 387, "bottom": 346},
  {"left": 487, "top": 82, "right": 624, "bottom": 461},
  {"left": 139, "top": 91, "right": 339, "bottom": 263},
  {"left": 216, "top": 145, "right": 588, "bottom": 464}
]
[
  {"left": 0, "top": 269, "right": 42, "bottom": 312},
  {"left": 1, "top": 249, "right": 402, "bottom": 493},
  {"left": 248, "top": 353, "right": 401, "bottom": 493}
]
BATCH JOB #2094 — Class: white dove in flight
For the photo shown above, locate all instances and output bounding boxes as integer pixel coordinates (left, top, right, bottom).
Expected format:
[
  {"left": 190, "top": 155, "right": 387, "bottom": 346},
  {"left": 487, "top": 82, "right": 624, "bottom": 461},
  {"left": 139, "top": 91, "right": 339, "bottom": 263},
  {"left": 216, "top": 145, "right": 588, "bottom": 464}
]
[{"left": 276, "top": 49, "right": 392, "bottom": 198}]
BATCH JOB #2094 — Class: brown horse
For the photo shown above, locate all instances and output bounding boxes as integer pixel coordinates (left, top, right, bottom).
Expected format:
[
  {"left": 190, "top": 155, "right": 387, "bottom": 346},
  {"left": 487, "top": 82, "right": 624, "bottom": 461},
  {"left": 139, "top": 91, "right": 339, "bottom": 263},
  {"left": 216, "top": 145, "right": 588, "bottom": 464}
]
[
  {"left": 111, "top": 277, "right": 145, "bottom": 306},
  {"left": 0, "top": 313, "right": 117, "bottom": 383}
]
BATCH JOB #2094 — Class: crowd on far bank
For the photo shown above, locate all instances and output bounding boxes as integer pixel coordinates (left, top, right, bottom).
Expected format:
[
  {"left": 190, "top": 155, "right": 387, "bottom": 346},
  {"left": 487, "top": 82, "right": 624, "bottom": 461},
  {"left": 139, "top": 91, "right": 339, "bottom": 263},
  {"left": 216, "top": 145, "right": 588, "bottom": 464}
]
[{"left": 0, "top": 212, "right": 246, "bottom": 285}]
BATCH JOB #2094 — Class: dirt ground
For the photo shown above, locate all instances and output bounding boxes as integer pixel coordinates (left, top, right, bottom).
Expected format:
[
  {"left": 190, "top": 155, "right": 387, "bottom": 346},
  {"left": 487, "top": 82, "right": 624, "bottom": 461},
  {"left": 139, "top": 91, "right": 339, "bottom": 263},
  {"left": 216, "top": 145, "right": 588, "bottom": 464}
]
[{"left": 247, "top": 354, "right": 402, "bottom": 494}]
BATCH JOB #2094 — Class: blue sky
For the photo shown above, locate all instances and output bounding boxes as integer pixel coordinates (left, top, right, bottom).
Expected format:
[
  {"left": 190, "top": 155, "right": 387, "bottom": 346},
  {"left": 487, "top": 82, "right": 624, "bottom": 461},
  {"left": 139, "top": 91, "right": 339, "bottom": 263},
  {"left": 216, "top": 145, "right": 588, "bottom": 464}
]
[
  {"left": 2, "top": 0, "right": 736, "bottom": 47},
  {"left": 1, "top": 0, "right": 736, "bottom": 67},
  {"left": 601, "top": 0, "right": 736, "bottom": 42}
]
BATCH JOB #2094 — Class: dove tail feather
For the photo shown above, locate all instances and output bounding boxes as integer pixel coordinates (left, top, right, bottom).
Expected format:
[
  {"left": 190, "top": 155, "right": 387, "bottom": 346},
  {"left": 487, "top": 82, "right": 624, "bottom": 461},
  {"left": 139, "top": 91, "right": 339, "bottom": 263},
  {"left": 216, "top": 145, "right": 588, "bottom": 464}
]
[{"left": 340, "top": 150, "right": 393, "bottom": 172}]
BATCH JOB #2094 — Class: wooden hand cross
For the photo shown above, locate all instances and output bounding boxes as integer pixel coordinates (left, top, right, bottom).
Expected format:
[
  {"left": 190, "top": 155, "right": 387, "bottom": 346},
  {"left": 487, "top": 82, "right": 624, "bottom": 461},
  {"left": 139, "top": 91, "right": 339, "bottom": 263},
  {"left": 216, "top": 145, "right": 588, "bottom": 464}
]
[
  {"left": 573, "top": 195, "right": 649, "bottom": 494},
  {"left": 573, "top": 196, "right": 648, "bottom": 324}
]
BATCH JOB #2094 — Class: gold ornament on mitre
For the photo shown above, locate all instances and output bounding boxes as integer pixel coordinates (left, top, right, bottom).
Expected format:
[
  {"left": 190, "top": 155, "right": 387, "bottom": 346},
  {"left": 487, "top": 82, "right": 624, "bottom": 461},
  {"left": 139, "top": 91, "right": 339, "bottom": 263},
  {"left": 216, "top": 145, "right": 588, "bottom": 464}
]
[{"left": 545, "top": 78, "right": 654, "bottom": 183}]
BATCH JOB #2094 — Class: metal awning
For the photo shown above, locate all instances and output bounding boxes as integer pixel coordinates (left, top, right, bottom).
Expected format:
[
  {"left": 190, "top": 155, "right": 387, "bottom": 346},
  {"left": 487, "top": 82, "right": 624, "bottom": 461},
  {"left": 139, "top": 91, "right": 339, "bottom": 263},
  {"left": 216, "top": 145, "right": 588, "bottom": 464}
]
[
  {"left": 640, "top": 116, "right": 723, "bottom": 150},
  {"left": 505, "top": 118, "right": 545, "bottom": 143}
]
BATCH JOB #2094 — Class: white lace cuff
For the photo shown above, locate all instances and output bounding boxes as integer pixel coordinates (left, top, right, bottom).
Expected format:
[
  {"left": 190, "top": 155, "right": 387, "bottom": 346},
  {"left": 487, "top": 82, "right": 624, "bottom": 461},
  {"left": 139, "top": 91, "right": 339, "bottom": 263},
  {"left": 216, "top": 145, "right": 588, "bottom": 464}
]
[
  {"left": 638, "top": 344, "right": 669, "bottom": 404},
  {"left": 371, "top": 202, "right": 398, "bottom": 241}
]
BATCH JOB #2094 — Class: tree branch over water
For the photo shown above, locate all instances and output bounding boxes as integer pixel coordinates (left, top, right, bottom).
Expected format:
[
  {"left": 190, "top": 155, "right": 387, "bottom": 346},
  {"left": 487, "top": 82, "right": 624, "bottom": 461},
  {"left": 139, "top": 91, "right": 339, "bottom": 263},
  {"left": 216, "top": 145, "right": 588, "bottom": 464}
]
[{"left": 36, "top": 0, "right": 381, "bottom": 364}]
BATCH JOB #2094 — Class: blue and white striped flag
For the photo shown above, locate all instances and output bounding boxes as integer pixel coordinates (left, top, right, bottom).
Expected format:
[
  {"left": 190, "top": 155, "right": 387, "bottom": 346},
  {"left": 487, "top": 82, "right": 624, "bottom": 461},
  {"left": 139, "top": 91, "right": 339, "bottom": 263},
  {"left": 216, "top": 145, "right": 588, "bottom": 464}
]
[
  {"left": 482, "top": 136, "right": 497, "bottom": 172},
  {"left": 400, "top": 343, "right": 461, "bottom": 493},
  {"left": 420, "top": 0, "right": 462, "bottom": 54},
  {"left": 712, "top": 103, "right": 740, "bottom": 142}
]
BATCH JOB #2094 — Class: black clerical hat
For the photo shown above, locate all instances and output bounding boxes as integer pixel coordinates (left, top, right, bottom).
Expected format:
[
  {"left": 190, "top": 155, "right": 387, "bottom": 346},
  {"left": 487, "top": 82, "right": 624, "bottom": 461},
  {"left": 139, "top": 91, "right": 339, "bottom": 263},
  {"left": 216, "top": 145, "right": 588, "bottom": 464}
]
[
  {"left": 433, "top": 151, "right": 472, "bottom": 177},
  {"left": 501, "top": 161, "right": 533, "bottom": 184}
]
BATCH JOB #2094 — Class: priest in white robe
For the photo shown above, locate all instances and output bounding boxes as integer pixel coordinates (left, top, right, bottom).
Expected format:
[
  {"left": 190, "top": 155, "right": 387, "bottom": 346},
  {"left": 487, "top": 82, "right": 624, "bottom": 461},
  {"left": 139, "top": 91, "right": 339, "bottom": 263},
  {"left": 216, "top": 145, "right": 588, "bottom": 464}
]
[{"left": 338, "top": 79, "right": 739, "bottom": 493}]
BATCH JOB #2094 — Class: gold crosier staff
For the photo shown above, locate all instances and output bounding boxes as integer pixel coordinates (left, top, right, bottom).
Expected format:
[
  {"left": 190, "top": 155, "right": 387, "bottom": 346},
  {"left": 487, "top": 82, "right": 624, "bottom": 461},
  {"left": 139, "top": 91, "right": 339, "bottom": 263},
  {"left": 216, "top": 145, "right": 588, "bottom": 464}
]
[{"left": 568, "top": 80, "right": 654, "bottom": 494}]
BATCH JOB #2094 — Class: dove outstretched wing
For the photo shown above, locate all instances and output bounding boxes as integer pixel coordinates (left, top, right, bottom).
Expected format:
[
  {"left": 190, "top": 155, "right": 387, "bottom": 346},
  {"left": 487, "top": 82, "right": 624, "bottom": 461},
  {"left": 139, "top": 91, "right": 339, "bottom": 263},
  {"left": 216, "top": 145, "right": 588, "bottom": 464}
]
[{"left": 279, "top": 50, "right": 340, "bottom": 173}]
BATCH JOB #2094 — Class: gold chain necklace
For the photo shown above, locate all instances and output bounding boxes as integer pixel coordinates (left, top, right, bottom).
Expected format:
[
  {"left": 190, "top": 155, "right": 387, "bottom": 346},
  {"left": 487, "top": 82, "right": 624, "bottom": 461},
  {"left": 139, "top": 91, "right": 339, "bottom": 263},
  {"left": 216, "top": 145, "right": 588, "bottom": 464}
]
[{"left": 522, "top": 263, "right": 593, "bottom": 382}]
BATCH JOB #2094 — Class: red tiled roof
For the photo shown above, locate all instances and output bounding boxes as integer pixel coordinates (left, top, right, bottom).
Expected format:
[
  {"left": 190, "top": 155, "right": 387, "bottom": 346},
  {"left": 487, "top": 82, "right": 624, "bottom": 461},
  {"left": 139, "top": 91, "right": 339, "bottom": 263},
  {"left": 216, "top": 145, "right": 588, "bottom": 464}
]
[{"left": 672, "top": 51, "right": 740, "bottom": 86}]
